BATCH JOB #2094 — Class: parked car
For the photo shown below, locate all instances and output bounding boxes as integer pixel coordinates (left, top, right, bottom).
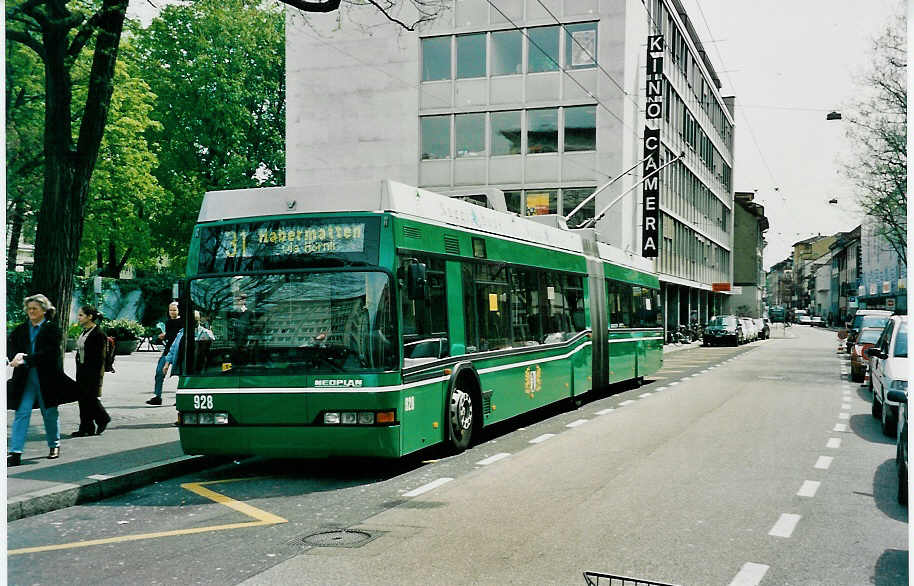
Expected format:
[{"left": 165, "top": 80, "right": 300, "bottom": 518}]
[
  {"left": 847, "top": 309, "right": 892, "bottom": 352},
  {"left": 811, "top": 316, "right": 825, "bottom": 327},
  {"left": 850, "top": 327, "right": 883, "bottom": 382},
  {"left": 887, "top": 388, "right": 908, "bottom": 505},
  {"left": 703, "top": 315, "right": 742, "bottom": 347},
  {"left": 753, "top": 317, "right": 769, "bottom": 340},
  {"left": 794, "top": 309, "right": 809, "bottom": 324},
  {"left": 739, "top": 317, "right": 757, "bottom": 342},
  {"left": 797, "top": 314, "right": 812, "bottom": 325},
  {"left": 868, "top": 315, "right": 908, "bottom": 436}
]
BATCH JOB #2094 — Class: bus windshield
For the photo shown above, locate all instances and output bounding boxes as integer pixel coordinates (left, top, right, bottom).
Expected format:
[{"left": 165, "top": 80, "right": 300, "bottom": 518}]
[{"left": 185, "top": 271, "right": 397, "bottom": 375}]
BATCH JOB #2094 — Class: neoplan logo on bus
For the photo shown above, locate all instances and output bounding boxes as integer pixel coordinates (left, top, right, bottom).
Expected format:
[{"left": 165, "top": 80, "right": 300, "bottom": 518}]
[{"left": 315, "top": 379, "right": 364, "bottom": 388}]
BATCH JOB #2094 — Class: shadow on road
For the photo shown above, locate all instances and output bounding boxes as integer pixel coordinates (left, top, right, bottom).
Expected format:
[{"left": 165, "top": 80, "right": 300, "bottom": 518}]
[
  {"left": 873, "top": 548, "right": 908, "bottom": 586},
  {"left": 872, "top": 459, "right": 908, "bottom": 523},
  {"left": 849, "top": 414, "right": 895, "bottom": 446}
]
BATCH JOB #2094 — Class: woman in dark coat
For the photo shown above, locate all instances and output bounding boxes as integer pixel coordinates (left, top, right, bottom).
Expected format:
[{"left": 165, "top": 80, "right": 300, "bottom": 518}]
[
  {"left": 71, "top": 305, "right": 112, "bottom": 437},
  {"left": 7, "top": 294, "right": 77, "bottom": 466}
]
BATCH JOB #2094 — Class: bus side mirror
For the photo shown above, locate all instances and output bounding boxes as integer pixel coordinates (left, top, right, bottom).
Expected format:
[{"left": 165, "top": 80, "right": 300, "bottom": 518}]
[{"left": 407, "top": 261, "right": 428, "bottom": 300}]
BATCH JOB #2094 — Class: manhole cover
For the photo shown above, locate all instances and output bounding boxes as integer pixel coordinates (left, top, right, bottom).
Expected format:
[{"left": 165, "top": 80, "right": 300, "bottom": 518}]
[{"left": 302, "top": 530, "right": 373, "bottom": 548}]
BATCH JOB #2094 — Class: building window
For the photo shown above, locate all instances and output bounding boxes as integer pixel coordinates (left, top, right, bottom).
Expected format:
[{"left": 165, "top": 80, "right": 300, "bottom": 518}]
[
  {"left": 421, "top": 36, "right": 451, "bottom": 81},
  {"left": 456, "top": 33, "right": 486, "bottom": 79},
  {"left": 527, "top": 108, "right": 558, "bottom": 154},
  {"left": 527, "top": 26, "right": 559, "bottom": 73},
  {"left": 491, "top": 30, "right": 522, "bottom": 76},
  {"left": 504, "top": 190, "right": 522, "bottom": 214},
  {"left": 562, "top": 187, "right": 596, "bottom": 226},
  {"left": 525, "top": 189, "right": 557, "bottom": 215},
  {"left": 420, "top": 115, "right": 450, "bottom": 159},
  {"left": 491, "top": 110, "right": 522, "bottom": 155},
  {"left": 564, "top": 105, "right": 596, "bottom": 152},
  {"left": 565, "top": 22, "right": 597, "bottom": 69},
  {"left": 455, "top": 113, "right": 486, "bottom": 157}
]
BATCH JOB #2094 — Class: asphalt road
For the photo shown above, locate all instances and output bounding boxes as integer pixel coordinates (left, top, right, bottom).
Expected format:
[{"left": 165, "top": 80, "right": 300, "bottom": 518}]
[{"left": 7, "top": 325, "right": 908, "bottom": 585}]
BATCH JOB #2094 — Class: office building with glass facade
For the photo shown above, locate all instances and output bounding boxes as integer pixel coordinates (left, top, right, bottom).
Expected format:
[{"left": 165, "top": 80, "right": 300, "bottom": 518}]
[{"left": 286, "top": 0, "right": 735, "bottom": 330}]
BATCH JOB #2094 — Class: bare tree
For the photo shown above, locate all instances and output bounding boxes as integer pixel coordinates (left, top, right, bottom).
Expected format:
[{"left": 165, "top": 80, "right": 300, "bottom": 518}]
[{"left": 845, "top": 11, "right": 906, "bottom": 265}]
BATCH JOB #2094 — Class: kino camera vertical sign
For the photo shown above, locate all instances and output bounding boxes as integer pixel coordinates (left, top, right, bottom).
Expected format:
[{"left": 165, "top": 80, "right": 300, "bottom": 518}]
[{"left": 642, "top": 34, "right": 663, "bottom": 257}]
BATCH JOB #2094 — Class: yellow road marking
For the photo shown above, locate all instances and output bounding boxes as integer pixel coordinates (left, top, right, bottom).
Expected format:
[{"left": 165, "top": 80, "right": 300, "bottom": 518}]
[{"left": 9, "top": 477, "right": 286, "bottom": 556}]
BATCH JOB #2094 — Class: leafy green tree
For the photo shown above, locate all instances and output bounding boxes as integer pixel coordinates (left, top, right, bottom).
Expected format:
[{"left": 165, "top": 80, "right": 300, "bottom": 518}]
[
  {"left": 6, "top": 41, "right": 45, "bottom": 270},
  {"left": 135, "top": 0, "right": 286, "bottom": 266},
  {"left": 845, "top": 10, "right": 906, "bottom": 265},
  {"left": 75, "top": 40, "right": 166, "bottom": 276}
]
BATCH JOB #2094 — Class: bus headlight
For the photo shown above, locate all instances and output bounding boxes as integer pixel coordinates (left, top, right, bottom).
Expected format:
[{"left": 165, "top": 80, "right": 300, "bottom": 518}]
[
  {"left": 341, "top": 412, "right": 358, "bottom": 425},
  {"left": 358, "top": 412, "right": 375, "bottom": 425},
  {"left": 323, "top": 412, "right": 341, "bottom": 424},
  {"left": 198, "top": 412, "right": 215, "bottom": 425},
  {"left": 182, "top": 413, "right": 198, "bottom": 425},
  {"left": 213, "top": 412, "right": 229, "bottom": 425}
]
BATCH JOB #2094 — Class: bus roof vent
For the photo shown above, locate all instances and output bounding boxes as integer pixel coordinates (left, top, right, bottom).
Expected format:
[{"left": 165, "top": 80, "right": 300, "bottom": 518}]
[
  {"left": 443, "top": 235, "right": 460, "bottom": 255},
  {"left": 403, "top": 225, "right": 422, "bottom": 239}
]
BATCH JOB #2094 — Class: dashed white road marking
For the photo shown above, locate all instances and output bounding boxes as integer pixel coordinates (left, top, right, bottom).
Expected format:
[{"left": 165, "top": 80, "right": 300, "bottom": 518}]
[
  {"left": 815, "top": 456, "right": 834, "bottom": 470},
  {"left": 669, "top": 381, "right": 679, "bottom": 386},
  {"left": 826, "top": 438, "right": 842, "bottom": 449},
  {"left": 728, "top": 562, "right": 770, "bottom": 586},
  {"left": 769, "top": 513, "right": 802, "bottom": 538},
  {"left": 87, "top": 474, "right": 112, "bottom": 481},
  {"left": 594, "top": 408, "right": 615, "bottom": 416},
  {"left": 403, "top": 477, "right": 453, "bottom": 497},
  {"left": 797, "top": 480, "right": 821, "bottom": 497},
  {"left": 529, "top": 434, "right": 555, "bottom": 444},
  {"left": 619, "top": 400, "right": 636, "bottom": 406},
  {"left": 841, "top": 402, "right": 852, "bottom": 410},
  {"left": 477, "top": 453, "right": 511, "bottom": 466},
  {"left": 838, "top": 412, "right": 850, "bottom": 420},
  {"left": 654, "top": 386, "right": 668, "bottom": 392},
  {"left": 833, "top": 423, "right": 849, "bottom": 432},
  {"left": 639, "top": 393, "right": 652, "bottom": 398},
  {"left": 566, "top": 419, "right": 588, "bottom": 428}
]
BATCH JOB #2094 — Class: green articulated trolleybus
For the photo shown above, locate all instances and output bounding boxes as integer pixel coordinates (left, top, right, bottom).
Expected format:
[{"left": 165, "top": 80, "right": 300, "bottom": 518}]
[{"left": 175, "top": 180, "right": 663, "bottom": 458}]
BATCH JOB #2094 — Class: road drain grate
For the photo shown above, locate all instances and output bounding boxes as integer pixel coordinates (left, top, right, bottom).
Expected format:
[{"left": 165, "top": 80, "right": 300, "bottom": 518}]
[{"left": 301, "top": 530, "right": 375, "bottom": 548}]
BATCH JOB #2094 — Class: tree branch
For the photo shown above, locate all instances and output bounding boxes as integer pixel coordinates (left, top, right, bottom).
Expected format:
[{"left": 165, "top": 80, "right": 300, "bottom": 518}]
[
  {"left": 281, "top": 0, "right": 342, "bottom": 13},
  {"left": 6, "top": 29, "right": 46, "bottom": 60},
  {"left": 363, "top": 0, "right": 417, "bottom": 30}
]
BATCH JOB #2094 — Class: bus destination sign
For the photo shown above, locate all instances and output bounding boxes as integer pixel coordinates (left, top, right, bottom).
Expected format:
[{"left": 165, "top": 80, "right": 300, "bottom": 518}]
[{"left": 216, "top": 222, "right": 366, "bottom": 258}]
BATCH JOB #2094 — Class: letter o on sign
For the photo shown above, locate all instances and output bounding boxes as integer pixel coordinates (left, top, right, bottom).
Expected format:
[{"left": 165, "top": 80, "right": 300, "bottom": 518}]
[{"left": 646, "top": 102, "right": 662, "bottom": 120}]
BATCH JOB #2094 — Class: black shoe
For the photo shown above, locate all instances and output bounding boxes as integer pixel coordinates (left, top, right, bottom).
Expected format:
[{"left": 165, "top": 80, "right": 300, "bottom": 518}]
[
  {"left": 8, "top": 453, "right": 21, "bottom": 467},
  {"left": 146, "top": 396, "right": 163, "bottom": 406},
  {"left": 95, "top": 419, "right": 109, "bottom": 435},
  {"left": 48, "top": 447, "right": 60, "bottom": 459},
  {"left": 71, "top": 429, "right": 94, "bottom": 437}
]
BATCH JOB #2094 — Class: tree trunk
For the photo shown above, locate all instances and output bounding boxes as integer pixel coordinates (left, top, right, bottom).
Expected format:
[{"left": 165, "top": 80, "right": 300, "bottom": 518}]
[
  {"left": 30, "top": 0, "right": 128, "bottom": 359},
  {"left": 7, "top": 197, "right": 25, "bottom": 271}
]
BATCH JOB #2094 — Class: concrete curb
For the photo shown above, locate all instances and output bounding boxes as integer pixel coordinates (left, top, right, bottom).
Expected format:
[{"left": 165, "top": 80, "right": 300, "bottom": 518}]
[{"left": 7, "top": 454, "right": 229, "bottom": 522}]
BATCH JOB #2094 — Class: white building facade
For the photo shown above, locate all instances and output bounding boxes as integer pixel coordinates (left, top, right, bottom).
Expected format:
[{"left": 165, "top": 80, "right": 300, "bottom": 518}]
[{"left": 286, "top": 0, "right": 735, "bottom": 330}]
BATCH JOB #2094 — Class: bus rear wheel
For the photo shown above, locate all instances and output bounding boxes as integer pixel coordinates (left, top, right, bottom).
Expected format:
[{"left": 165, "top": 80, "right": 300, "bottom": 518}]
[{"left": 447, "top": 385, "right": 475, "bottom": 453}]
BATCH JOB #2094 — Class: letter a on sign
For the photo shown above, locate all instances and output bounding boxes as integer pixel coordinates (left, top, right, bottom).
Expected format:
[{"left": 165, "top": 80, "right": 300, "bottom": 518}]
[{"left": 641, "top": 126, "right": 660, "bottom": 257}]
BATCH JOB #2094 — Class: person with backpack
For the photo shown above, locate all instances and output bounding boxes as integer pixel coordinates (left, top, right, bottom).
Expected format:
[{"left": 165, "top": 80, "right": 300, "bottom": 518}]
[
  {"left": 71, "top": 305, "right": 112, "bottom": 437},
  {"left": 147, "top": 301, "right": 181, "bottom": 406}
]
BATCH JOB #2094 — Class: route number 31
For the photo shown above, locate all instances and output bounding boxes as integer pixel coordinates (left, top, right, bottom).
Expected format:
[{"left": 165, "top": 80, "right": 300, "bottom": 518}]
[{"left": 193, "top": 394, "right": 214, "bottom": 409}]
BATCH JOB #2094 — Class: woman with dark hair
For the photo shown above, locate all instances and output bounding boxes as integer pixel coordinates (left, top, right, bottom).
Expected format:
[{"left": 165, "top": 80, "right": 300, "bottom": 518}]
[
  {"left": 7, "top": 294, "right": 77, "bottom": 466},
  {"left": 71, "top": 305, "right": 112, "bottom": 437}
]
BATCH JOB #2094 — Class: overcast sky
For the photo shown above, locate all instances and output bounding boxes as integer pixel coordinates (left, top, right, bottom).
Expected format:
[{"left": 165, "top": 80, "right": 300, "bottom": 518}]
[{"left": 676, "top": 0, "right": 903, "bottom": 268}]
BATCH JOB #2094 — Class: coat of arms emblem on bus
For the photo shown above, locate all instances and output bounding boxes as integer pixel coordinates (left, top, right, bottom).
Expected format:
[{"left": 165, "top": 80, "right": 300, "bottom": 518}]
[{"left": 524, "top": 365, "right": 542, "bottom": 398}]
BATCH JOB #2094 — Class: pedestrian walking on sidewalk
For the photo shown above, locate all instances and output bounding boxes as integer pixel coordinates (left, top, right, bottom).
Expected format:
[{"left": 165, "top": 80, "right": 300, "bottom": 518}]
[
  {"left": 71, "top": 305, "right": 112, "bottom": 437},
  {"left": 148, "top": 301, "right": 181, "bottom": 406},
  {"left": 7, "top": 294, "right": 79, "bottom": 466},
  {"left": 161, "top": 311, "right": 214, "bottom": 380}
]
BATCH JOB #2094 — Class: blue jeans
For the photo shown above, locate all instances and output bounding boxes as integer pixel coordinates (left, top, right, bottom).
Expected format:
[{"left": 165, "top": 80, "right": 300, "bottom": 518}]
[
  {"left": 10, "top": 379, "right": 60, "bottom": 453},
  {"left": 153, "top": 353, "right": 169, "bottom": 397}
]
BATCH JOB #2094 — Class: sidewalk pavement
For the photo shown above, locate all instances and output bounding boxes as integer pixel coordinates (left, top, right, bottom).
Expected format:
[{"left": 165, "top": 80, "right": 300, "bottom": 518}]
[{"left": 6, "top": 349, "right": 224, "bottom": 521}]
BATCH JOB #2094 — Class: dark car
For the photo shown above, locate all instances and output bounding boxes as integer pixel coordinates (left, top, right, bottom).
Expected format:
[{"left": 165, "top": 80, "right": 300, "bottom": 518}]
[
  {"left": 888, "top": 389, "right": 907, "bottom": 505},
  {"left": 704, "top": 315, "right": 741, "bottom": 347}
]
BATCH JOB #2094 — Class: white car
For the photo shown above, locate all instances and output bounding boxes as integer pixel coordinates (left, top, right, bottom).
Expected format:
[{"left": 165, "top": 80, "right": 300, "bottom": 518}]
[
  {"left": 739, "top": 317, "right": 757, "bottom": 342},
  {"left": 869, "top": 316, "right": 909, "bottom": 436}
]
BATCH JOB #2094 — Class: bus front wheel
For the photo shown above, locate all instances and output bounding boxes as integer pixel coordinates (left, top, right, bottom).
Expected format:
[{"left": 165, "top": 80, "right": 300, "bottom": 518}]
[{"left": 447, "top": 385, "right": 475, "bottom": 453}]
